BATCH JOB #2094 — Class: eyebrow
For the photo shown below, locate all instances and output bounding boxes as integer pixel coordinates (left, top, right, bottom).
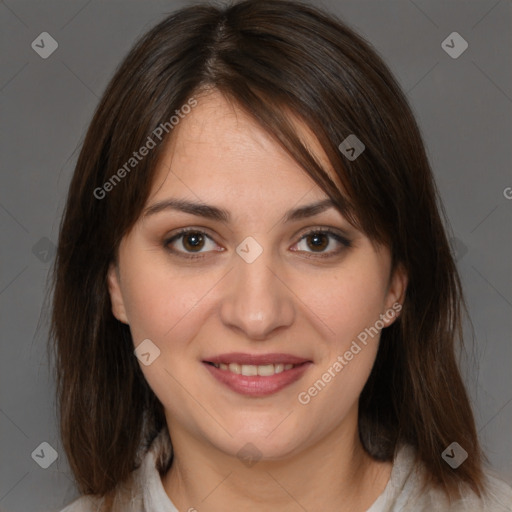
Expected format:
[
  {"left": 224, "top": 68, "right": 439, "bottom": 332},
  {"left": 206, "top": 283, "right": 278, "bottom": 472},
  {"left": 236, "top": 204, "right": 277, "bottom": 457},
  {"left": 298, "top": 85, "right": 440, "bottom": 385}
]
[{"left": 142, "top": 197, "right": 342, "bottom": 224}]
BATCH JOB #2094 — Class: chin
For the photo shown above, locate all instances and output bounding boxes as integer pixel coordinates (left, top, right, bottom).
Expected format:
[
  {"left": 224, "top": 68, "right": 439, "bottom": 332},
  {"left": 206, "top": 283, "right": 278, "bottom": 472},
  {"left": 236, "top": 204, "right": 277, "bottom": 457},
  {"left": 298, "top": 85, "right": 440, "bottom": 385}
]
[
  {"left": 219, "top": 434, "right": 304, "bottom": 463},
  {"left": 207, "top": 415, "right": 308, "bottom": 459}
]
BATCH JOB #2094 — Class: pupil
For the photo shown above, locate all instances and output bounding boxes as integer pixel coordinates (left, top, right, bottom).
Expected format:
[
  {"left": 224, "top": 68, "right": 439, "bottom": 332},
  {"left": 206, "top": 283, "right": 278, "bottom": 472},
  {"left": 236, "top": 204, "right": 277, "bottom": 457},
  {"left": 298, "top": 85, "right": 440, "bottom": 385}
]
[
  {"left": 184, "top": 233, "right": 204, "bottom": 251},
  {"left": 309, "top": 233, "right": 327, "bottom": 251}
]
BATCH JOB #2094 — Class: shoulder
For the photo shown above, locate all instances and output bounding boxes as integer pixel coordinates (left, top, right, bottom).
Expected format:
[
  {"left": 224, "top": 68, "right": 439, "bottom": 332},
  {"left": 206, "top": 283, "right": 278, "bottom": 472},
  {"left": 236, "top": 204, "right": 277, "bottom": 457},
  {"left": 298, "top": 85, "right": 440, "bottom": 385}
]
[
  {"left": 478, "top": 470, "right": 512, "bottom": 511},
  {"left": 421, "top": 471, "right": 512, "bottom": 512},
  {"left": 59, "top": 495, "right": 103, "bottom": 512},
  {"left": 59, "top": 428, "right": 174, "bottom": 512},
  {"left": 374, "top": 444, "right": 512, "bottom": 512}
]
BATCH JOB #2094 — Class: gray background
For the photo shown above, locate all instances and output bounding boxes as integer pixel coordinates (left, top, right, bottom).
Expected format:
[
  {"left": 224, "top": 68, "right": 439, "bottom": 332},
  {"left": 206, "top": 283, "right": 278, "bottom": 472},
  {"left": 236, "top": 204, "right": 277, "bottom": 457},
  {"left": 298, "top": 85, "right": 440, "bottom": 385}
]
[{"left": 1, "top": 0, "right": 511, "bottom": 510}]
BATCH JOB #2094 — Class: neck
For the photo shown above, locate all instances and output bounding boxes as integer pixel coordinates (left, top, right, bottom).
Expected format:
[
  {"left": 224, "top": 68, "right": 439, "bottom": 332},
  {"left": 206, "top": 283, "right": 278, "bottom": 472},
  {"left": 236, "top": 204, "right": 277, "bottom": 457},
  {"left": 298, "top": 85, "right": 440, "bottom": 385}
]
[{"left": 161, "top": 411, "right": 392, "bottom": 512}]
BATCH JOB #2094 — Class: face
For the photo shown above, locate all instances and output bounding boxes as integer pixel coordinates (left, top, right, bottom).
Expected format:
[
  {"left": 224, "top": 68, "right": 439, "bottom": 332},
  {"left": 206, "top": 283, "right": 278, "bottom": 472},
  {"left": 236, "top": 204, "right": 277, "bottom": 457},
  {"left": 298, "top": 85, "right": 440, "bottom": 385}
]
[{"left": 108, "top": 90, "right": 406, "bottom": 461}]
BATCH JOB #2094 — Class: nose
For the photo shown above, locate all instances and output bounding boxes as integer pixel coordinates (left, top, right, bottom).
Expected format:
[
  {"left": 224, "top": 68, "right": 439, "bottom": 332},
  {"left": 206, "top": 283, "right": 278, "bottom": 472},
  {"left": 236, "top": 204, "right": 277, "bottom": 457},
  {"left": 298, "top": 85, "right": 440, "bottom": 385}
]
[{"left": 219, "top": 245, "right": 295, "bottom": 341}]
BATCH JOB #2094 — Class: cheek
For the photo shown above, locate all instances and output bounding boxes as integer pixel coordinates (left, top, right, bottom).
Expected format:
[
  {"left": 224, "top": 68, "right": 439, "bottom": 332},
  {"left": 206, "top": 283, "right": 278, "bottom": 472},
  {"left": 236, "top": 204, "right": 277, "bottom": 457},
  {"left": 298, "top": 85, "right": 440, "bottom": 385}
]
[
  {"left": 295, "top": 260, "right": 389, "bottom": 349},
  {"left": 120, "top": 255, "right": 215, "bottom": 345},
  {"left": 121, "top": 265, "right": 216, "bottom": 421},
  {"left": 291, "top": 256, "right": 389, "bottom": 411}
]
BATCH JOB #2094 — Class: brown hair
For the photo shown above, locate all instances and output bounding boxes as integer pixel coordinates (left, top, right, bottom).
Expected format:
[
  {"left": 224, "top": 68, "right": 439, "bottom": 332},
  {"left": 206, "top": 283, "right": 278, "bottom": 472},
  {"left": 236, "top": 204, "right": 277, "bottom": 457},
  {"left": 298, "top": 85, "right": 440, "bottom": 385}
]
[{"left": 50, "top": 0, "right": 485, "bottom": 505}]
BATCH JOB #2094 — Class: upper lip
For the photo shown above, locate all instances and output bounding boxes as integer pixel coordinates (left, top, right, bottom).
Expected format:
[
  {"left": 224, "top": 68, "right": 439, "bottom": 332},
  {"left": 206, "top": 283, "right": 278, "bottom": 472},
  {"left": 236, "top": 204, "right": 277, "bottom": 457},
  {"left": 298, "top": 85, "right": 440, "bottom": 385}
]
[{"left": 204, "top": 353, "right": 311, "bottom": 365}]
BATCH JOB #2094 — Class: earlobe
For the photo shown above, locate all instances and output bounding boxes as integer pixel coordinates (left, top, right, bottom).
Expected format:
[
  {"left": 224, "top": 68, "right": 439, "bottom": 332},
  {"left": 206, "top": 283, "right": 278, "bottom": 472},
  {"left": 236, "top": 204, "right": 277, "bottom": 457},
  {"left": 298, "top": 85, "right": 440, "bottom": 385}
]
[
  {"left": 107, "top": 263, "right": 129, "bottom": 324},
  {"left": 384, "top": 264, "right": 408, "bottom": 325}
]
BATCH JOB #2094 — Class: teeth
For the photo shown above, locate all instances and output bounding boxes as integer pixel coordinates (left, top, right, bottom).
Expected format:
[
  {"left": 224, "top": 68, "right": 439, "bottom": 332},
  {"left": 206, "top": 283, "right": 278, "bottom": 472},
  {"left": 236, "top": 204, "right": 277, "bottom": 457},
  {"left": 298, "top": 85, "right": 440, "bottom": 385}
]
[
  {"left": 241, "top": 364, "right": 258, "bottom": 376},
  {"left": 212, "top": 362, "right": 300, "bottom": 376},
  {"left": 229, "top": 363, "right": 241, "bottom": 374},
  {"left": 257, "top": 364, "right": 275, "bottom": 376}
]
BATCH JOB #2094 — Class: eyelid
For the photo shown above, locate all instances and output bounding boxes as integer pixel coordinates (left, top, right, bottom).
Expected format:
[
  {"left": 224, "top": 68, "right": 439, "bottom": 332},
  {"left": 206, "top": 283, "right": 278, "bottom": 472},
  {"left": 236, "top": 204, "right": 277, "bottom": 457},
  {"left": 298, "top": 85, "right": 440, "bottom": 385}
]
[
  {"left": 291, "top": 227, "right": 352, "bottom": 259},
  {"left": 163, "top": 227, "right": 223, "bottom": 259},
  {"left": 163, "top": 226, "right": 352, "bottom": 259},
  {"left": 293, "top": 225, "right": 351, "bottom": 244}
]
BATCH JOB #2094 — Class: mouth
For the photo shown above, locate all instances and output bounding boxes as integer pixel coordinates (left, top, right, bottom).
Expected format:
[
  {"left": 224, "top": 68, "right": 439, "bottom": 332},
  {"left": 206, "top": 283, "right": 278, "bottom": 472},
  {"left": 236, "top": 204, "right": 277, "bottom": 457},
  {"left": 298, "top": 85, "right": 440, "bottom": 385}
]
[
  {"left": 202, "top": 353, "right": 312, "bottom": 397},
  {"left": 205, "top": 361, "right": 301, "bottom": 376}
]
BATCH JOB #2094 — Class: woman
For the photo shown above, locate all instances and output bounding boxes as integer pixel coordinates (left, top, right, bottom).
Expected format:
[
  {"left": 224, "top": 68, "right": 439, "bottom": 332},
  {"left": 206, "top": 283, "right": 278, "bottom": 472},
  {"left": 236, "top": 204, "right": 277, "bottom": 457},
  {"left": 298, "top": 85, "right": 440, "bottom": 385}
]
[{"left": 52, "top": 0, "right": 512, "bottom": 510}]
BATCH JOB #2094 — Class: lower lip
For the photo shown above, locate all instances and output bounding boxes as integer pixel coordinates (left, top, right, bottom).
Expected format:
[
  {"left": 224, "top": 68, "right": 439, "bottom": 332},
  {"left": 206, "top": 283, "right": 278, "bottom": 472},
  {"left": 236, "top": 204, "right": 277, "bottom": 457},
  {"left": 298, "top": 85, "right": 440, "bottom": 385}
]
[{"left": 203, "top": 362, "right": 312, "bottom": 397}]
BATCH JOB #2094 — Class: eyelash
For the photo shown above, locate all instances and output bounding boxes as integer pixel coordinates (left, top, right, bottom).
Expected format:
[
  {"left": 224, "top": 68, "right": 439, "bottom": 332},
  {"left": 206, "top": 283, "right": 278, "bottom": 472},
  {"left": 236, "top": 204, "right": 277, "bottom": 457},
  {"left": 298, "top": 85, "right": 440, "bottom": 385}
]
[{"left": 163, "top": 227, "right": 352, "bottom": 261}]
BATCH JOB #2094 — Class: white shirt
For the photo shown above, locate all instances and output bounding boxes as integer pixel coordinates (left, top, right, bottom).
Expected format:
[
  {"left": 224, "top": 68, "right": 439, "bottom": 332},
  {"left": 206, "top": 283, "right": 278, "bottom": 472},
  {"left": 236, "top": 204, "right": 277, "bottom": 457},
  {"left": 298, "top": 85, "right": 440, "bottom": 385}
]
[{"left": 61, "top": 430, "right": 512, "bottom": 512}]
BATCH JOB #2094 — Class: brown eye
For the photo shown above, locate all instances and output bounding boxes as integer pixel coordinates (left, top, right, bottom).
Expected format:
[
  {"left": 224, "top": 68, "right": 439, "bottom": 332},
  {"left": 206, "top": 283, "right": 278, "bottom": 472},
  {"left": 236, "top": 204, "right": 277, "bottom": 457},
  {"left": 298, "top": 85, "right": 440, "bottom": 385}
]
[
  {"left": 182, "top": 232, "right": 205, "bottom": 252},
  {"left": 292, "top": 229, "right": 352, "bottom": 259},
  {"left": 306, "top": 232, "right": 329, "bottom": 252},
  {"left": 164, "top": 228, "right": 221, "bottom": 258}
]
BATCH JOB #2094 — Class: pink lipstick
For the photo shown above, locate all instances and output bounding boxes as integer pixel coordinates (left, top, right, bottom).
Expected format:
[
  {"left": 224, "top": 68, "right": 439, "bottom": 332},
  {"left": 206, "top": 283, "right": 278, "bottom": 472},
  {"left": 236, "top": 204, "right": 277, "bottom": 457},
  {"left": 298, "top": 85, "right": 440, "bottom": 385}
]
[{"left": 202, "top": 353, "right": 312, "bottom": 397}]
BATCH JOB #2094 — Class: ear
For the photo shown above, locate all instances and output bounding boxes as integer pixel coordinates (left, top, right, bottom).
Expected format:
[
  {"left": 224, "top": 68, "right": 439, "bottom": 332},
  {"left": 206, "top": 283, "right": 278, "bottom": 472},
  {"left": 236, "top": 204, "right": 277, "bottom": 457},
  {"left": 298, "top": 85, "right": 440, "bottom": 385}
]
[
  {"left": 107, "top": 262, "right": 129, "bottom": 324},
  {"left": 383, "top": 263, "right": 408, "bottom": 326}
]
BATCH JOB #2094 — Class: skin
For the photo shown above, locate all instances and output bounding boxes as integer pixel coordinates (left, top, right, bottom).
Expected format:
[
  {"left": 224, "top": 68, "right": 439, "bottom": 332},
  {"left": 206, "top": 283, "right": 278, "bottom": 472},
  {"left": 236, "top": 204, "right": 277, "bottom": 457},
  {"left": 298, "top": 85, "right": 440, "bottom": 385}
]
[{"left": 107, "top": 90, "right": 407, "bottom": 512}]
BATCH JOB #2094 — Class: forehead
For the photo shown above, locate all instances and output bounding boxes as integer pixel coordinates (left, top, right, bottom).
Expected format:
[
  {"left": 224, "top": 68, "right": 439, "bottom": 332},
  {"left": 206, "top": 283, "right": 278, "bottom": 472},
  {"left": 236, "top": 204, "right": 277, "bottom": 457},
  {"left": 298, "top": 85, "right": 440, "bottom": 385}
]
[{"left": 148, "top": 90, "right": 341, "bottom": 203}]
